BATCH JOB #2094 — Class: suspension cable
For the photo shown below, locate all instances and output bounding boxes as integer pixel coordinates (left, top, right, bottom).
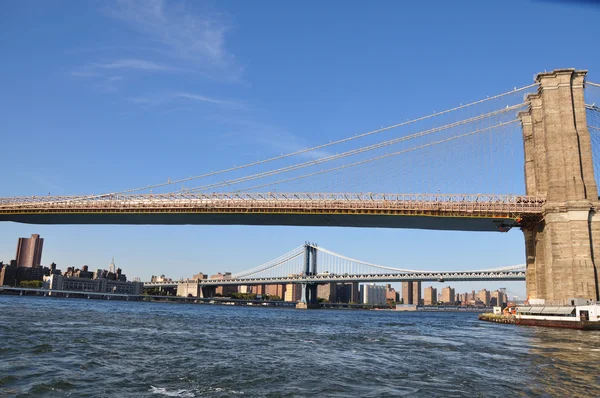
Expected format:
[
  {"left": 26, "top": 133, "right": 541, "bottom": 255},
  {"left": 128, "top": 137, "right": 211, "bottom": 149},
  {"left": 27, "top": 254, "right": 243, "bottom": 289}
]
[
  {"left": 313, "top": 245, "right": 525, "bottom": 273},
  {"left": 97, "top": 84, "right": 538, "bottom": 196},
  {"left": 180, "top": 105, "right": 526, "bottom": 193},
  {"left": 231, "top": 246, "right": 305, "bottom": 278},
  {"left": 216, "top": 120, "right": 520, "bottom": 193}
]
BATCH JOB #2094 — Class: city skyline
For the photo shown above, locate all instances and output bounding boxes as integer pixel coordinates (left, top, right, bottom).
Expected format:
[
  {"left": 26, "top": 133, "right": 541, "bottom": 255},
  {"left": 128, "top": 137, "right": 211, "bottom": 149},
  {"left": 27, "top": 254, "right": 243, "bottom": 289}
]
[
  {"left": 2, "top": 1, "right": 599, "bottom": 298},
  {"left": 0, "top": 233, "right": 525, "bottom": 297}
]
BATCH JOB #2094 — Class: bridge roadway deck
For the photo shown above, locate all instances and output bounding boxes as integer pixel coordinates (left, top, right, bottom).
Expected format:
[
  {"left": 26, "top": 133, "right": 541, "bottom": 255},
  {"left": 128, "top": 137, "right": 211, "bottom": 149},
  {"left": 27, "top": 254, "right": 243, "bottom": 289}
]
[
  {"left": 0, "top": 193, "right": 544, "bottom": 232},
  {"left": 144, "top": 270, "right": 526, "bottom": 288}
]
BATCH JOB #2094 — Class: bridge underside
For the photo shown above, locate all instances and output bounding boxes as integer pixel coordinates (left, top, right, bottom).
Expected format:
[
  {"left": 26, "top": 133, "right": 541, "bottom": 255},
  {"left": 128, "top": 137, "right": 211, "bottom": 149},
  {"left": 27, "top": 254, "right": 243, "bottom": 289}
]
[{"left": 0, "top": 213, "right": 518, "bottom": 232}]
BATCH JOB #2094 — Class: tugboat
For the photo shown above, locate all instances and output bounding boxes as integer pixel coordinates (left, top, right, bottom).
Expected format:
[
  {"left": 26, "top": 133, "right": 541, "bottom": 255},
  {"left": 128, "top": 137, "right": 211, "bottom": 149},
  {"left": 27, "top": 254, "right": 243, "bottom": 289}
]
[{"left": 514, "top": 299, "right": 600, "bottom": 330}]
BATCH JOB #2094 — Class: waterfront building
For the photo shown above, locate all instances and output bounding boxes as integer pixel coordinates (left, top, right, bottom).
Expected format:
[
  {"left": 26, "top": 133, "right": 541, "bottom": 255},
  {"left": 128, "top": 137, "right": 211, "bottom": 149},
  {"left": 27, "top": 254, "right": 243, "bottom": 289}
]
[
  {"left": 456, "top": 292, "right": 469, "bottom": 304},
  {"left": 317, "top": 283, "right": 336, "bottom": 302},
  {"left": 424, "top": 286, "right": 437, "bottom": 305},
  {"left": 402, "top": 281, "right": 421, "bottom": 305},
  {"left": 412, "top": 281, "right": 422, "bottom": 305},
  {"left": 210, "top": 272, "right": 232, "bottom": 280},
  {"left": 478, "top": 289, "right": 491, "bottom": 306},
  {"left": 192, "top": 272, "right": 207, "bottom": 280},
  {"left": 385, "top": 284, "right": 398, "bottom": 302},
  {"left": 15, "top": 234, "right": 44, "bottom": 268},
  {"left": 45, "top": 274, "right": 143, "bottom": 295},
  {"left": 253, "top": 285, "right": 266, "bottom": 295},
  {"left": 491, "top": 290, "right": 507, "bottom": 307},
  {"left": 208, "top": 272, "right": 237, "bottom": 296},
  {"left": 441, "top": 286, "right": 456, "bottom": 304},
  {"left": 360, "top": 284, "right": 386, "bottom": 305},
  {"left": 177, "top": 281, "right": 200, "bottom": 297},
  {"left": 335, "top": 282, "right": 360, "bottom": 303},
  {"left": 151, "top": 275, "right": 173, "bottom": 283},
  {"left": 16, "top": 266, "right": 47, "bottom": 283},
  {"left": 266, "top": 284, "right": 285, "bottom": 299},
  {"left": 284, "top": 284, "right": 302, "bottom": 302},
  {"left": 0, "top": 262, "right": 17, "bottom": 286},
  {"left": 216, "top": 285, "right": 238, "bottom": 297},
  {"left": 402, "top": 282, "right": 412, "bottom": 304}
]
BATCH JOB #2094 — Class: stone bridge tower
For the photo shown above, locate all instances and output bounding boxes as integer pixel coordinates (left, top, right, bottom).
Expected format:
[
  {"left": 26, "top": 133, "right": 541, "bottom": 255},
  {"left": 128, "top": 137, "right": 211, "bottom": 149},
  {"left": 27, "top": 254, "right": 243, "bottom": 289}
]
[{"left": 519, "top": 68, "right": 600, "bottom": 305}]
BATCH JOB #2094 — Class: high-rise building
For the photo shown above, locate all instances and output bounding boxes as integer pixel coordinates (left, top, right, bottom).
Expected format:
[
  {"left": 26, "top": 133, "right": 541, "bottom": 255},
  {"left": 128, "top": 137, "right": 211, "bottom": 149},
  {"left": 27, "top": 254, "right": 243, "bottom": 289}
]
[
  {"left": 402, "top": 281, "right": 422, "bottom": 304},
  {"left": 15, "top": 234, "right": 44, "bottom": 268},
  {"left": 424, "top": 286, "right": 437, "bottom": 305},
  {"left": 284, "top": 284, "right": 302, "bottom": 302},
  {"left": 478, "top": 289, "right": 491, "bottom": 306},
  {"left": 109, "top": 256, "right": 116, "bottom": 273},
  {"left": 385, "top": 284, "right": 398, "bottom": 302},
  {"left": 266, "top": 284, "right": 285, "bottom": 299},
  {"left": 335, "top": 283, "right": 359, "bottom": 303},
  {"left": 360, "top": 284, "right": 386, "bottom": 305},
  {"left": 412, "top": 281, "right": 422, "bottom": 305},
  {"left": 402, "top": 282, "right": 413, "bottom": 304},
  {"left": 491, "top": 290, "right": 507, "bottom": 307},
  {"left": 441, "top": 286, "right": 455, "bottom": 304},
  {"left": 317, "top": 283, "right": 337, "bottom": 302}
]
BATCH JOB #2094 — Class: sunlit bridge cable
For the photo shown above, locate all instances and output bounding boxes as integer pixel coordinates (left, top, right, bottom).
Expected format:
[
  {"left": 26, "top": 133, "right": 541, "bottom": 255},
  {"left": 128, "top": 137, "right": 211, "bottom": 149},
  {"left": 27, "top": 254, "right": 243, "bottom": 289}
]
[
  {"left": 176, "top": 105, "right": 525, "bottom": 193},
  {"left": 190, "top": 119, "right": 520, "bottom": 193},
  {"left": 93, "top": 84, "right": 538, "bottom": 197}
]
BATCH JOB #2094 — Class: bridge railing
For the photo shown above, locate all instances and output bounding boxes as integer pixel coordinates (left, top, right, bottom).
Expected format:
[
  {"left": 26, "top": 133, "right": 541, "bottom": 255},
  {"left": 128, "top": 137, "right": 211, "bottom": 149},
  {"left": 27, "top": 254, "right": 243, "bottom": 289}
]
[{"left": 0, "top": 193, "right": 546, "bottom": 215}]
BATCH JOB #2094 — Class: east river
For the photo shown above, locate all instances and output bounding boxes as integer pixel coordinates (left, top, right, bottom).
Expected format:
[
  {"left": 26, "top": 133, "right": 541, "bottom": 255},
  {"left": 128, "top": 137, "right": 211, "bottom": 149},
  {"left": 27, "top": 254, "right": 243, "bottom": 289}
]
[{"left": 1, "top": 296, "right": 599, "bottom": 397}]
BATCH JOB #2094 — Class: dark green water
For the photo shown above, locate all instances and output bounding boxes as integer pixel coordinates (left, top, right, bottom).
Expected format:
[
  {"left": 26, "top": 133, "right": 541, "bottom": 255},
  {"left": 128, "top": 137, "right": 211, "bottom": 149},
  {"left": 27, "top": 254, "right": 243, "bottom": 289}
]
[{"left": 1, "top": 296, "right": 599, "bottom": 397}]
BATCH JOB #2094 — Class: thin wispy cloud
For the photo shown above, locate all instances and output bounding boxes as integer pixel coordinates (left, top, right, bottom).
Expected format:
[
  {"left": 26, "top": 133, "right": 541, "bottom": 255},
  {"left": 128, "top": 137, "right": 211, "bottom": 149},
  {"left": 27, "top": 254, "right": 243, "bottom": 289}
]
[
  {"left": 107, "top": 0, "right": 241, "bottom": 80},
  {"left": 71, "top": 0, "right": 241, "bottom": 98},
  {"left": 93, "top": 58, "right": 176, "bottom": 72},
  {"left": 214, "top": 119, "right": 334, "bottom": 159},
  {"left": 128, "top": 92, "right": 242, "bottom": 109}
]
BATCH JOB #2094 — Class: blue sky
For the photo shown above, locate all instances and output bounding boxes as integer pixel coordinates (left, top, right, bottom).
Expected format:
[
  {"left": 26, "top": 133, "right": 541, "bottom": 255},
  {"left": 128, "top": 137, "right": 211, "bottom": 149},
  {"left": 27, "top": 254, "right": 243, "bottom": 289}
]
[{"left": 2, "top": 0, "right": 600, "bottom": 298}]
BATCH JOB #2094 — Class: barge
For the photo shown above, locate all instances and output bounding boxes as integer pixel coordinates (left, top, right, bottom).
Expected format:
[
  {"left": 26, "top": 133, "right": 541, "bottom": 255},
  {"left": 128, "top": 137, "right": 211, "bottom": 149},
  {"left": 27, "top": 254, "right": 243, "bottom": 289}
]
[
  {"left": 514, "top": 302, "right": 600, "bottom": 330},
  {"left": 479, "top": 300, "right": 600, "bottom": 330}
]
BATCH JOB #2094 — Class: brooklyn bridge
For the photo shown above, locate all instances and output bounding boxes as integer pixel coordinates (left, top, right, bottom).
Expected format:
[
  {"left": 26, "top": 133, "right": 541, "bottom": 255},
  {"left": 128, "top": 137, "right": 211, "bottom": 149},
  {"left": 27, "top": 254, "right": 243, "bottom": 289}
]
[{"left": 1, "top": 68, "right": 600, "bottom": 306}]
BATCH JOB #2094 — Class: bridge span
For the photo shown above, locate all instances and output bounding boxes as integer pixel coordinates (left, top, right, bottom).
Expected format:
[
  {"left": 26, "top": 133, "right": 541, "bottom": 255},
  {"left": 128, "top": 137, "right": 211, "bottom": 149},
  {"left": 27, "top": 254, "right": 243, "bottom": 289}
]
[
  {"left": 3, "top": 69, "right": 599, "bottom": 306},
  {"left": 0, "top": 193, "right": 544, "bottom": 232},
  {"left": 144, "top": 243, "right": 525, "bottom": 291},
  {"left": 144, "top": 270, "right": 525, "bottom": 289}
]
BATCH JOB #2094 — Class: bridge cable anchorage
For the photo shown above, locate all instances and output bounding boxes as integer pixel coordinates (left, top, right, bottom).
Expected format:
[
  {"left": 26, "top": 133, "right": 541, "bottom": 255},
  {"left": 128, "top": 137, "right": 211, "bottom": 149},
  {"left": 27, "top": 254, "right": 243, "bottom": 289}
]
[
  {"left": 6, "top": 83, "right": 536, "bottom": 204},
  {"left": 194, "top": 119, "right": 522, "bottom": 193}
]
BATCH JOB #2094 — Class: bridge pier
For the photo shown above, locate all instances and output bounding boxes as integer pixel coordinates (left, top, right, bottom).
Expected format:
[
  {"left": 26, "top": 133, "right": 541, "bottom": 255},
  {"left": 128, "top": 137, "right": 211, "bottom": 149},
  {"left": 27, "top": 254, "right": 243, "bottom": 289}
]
[{"left": 519, "top": 69, "right": 600, "bottom": 304}]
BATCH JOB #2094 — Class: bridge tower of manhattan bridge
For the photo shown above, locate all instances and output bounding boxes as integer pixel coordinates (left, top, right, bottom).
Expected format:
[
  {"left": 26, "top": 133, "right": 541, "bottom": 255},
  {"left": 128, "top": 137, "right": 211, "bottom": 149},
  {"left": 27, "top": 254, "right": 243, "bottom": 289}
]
[
  {"left": 297, "top": 243, "right": 320, "bottom": 309},
  {"left": 518, "top": 69, "right": 600, "bottom": 305}
]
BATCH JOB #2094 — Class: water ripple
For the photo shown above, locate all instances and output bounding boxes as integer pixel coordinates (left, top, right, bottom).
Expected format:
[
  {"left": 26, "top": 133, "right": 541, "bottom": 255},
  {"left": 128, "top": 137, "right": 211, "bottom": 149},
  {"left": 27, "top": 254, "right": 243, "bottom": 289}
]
[{"left": 1, "top": 296, "right": 599, "bottom": 397}]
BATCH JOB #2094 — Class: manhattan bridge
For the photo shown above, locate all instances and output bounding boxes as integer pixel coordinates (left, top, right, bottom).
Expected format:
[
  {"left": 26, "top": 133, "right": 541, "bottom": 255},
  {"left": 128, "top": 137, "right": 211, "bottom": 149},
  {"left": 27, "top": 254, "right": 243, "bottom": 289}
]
[{"left": 2, "top": 69, "right": 600, "bottom": 306}]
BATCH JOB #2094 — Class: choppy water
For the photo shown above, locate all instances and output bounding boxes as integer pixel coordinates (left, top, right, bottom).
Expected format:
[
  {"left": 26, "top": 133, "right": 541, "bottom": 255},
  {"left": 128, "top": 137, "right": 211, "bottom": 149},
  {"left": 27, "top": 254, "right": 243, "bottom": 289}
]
[{"left": 1, "top": 296, "right": 599, "bottom": 397}]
